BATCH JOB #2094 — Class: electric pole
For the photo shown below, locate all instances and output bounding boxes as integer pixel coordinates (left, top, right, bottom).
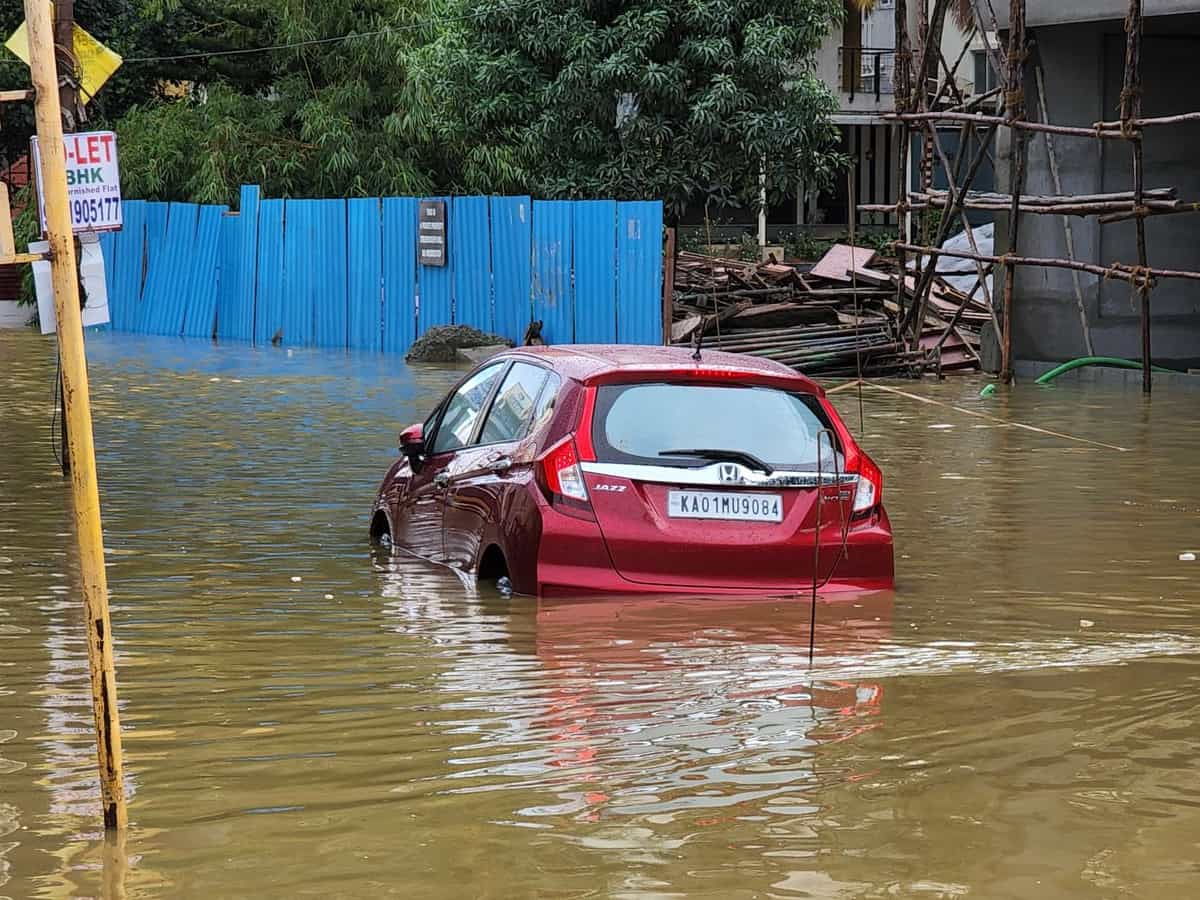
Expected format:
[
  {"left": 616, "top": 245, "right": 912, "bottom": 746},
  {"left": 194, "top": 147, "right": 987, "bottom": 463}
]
[
  {"left": 24, "top": 0, "right": 128, "bottom": 832},
  {"left": 53, "top": 0, "right": 81, "bottom": 475}
]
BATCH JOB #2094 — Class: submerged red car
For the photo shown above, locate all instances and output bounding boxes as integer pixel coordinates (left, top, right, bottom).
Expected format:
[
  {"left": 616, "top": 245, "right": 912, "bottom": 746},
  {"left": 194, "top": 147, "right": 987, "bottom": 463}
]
[{"left": 370, "top": 345, "right": 893, "bottom": 596}]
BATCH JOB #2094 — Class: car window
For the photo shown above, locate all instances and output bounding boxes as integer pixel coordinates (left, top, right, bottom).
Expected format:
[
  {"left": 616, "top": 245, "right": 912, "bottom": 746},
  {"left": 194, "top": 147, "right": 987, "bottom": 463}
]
[
  {"left": 529, "top": 372, "right": 561, "bottom": 439},
  {"left": 477, "top": 363, "right": 550, "bottom": 445},
  {"left": 593, "top": 382, "right": 835, "bottom": 470},
  {"left": 431, "top": 364, "right": 506, "bottom": 455}
]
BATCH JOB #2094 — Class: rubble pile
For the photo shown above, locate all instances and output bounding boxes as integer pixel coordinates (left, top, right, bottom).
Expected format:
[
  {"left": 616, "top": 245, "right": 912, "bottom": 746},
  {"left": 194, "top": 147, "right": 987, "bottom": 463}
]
[{"left": 670, "top": 244, "right": 988, "bottom": 377}]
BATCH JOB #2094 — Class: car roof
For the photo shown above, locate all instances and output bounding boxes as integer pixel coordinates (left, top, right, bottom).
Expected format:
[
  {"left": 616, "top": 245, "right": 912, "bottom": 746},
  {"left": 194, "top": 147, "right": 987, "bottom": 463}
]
[{"left": 498, "top": 344, "right": 822, "bottom": 392}]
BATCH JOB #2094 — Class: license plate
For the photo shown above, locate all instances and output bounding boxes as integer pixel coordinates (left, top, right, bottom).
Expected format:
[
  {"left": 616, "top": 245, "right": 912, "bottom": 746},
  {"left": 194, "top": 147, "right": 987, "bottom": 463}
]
[{"left": 667, "top": 490, "right": 783, "bottom": 523}]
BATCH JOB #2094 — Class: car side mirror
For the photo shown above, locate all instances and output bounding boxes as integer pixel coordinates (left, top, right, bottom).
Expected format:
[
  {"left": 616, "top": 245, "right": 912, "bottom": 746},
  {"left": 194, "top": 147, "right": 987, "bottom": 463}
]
[{"left": 399, "top": 424, "right": 425, "bottom": 471}]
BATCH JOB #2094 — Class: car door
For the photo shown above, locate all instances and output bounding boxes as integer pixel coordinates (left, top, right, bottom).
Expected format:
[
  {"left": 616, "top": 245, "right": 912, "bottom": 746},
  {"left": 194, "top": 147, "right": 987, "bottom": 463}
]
[
  {"left": 394, "top": 363, "right": 507, "bottom": 562},
  {"left": 442, "top": 363, "right": 557, "bottom": 572}
]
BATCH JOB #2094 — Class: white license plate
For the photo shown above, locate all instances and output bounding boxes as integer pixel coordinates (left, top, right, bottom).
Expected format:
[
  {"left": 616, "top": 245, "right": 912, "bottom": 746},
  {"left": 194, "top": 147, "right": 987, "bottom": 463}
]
[{"left": 667, "top": 490, "right": 783, "bottom": 523}]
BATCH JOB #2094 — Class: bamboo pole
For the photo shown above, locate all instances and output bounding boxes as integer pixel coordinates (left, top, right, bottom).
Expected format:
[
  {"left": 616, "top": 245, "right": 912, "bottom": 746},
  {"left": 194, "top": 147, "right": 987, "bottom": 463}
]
[
  {"left": 919, "top": 120, "right": 1000, "bottom": 334},
  {"left": 24, "top": 0, "right": 128, "bottom": 832},
  {"left": 1093, "top": 112, "right": 1200, "bottom": 129},
  {"left": 892, "top": 242, "right": 1197, "bottom": 284},
  {"left": 1121, "top": 0, "right": 1152, "bottom": 394},
  {"left": 877, "top": 196, "right": 1181, "bottom": 215},
  {"left": 902, "top": 122, "right": 995, "bottom": 341},
  {"left": 1033, "top": 50, "right": 1093, "bottom": 356},
  {"left": 892, "top": 0, "right": 912, "bottom": 324},
  {"left": 888, "top": 110, "right": 1129, "bottom": 140},
  {"left": 1000, "top": 0, "right": 1029, "bottom": 384}
]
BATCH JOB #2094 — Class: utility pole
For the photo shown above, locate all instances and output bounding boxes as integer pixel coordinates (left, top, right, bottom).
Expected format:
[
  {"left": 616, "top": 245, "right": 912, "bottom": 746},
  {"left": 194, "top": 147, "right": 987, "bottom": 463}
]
[
  {"left": 24, "top": 0, "right": 128, "bottom": 832},
  {"left": 53, "top": 0, "right": 80, "bottom": 474}
]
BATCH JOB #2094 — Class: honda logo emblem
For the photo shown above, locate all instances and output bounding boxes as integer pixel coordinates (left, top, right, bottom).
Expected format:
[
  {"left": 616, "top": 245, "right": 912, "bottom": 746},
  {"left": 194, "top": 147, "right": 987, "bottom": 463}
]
[{"left": 719, "top": 463, "right": 740, "bottom": 484}]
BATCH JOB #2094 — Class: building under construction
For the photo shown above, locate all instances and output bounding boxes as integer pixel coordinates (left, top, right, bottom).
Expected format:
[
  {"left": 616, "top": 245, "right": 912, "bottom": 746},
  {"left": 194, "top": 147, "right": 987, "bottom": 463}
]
[{"left": 882, "top": 0, "right": 1200, "bottom": 390}]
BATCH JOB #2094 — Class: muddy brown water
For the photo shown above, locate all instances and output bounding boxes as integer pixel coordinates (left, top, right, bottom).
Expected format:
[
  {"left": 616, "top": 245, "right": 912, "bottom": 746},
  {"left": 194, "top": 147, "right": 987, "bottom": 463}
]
[{"left": 1, "top": 330, "right": 1199, "bottom": 898}]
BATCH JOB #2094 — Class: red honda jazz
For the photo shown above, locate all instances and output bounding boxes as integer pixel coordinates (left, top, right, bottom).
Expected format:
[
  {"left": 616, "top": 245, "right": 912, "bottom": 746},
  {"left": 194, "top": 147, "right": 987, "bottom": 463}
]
[{"left": 370, "top": 345, "right": 894, "bottom": 596}]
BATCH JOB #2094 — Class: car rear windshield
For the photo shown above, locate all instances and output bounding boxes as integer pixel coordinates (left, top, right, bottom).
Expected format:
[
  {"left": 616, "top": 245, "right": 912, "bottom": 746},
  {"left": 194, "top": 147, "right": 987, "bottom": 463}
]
[{"left": 593, "top": 382, "right": 837, "bottom": 470}]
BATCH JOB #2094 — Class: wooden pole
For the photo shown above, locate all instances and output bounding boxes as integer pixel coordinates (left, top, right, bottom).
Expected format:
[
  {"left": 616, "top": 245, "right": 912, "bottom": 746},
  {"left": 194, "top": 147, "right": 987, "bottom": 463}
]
[
  {"left": 1000, "top": 0, "right": 1028, "bottom": 384},
  {"left": 892, "top": 0, "right": 912, "bottom": 324},
  {"left": 889, "top": 110, "right": 1132, "bottom": 141},
  {"left": 892, "top": 242, "right": 1200, "bottom": 284},
  {"left": 661, "top": 226, "right": 676, "bottom": 345},
  {"left": 1033, "top": 47, "right": 1094, "bottom": 357},
  {"left": 24, "top": 0, "right": 128, "bottom": 832},
  {"left": 54, "top": 0, "right": 77, "bottom": 476},
  {"left": 1121, "top": 0, "right": 1151, "bottom": 394}
]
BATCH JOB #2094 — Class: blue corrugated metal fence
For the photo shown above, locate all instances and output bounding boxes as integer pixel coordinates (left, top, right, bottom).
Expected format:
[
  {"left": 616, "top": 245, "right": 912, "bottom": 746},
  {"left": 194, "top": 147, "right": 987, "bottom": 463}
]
[{"left": 98, "top": 188, "right": 663, "bottom": 353}]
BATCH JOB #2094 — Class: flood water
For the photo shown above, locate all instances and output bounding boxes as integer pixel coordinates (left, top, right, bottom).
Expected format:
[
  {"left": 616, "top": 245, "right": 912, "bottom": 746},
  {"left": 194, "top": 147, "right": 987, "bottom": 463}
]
[{"left": 1, "top": 329, "right": 1199, "bottom": 898}]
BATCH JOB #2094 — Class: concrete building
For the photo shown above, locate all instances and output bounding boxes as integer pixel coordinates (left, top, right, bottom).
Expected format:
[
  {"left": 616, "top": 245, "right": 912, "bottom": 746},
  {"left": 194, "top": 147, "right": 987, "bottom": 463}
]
[{"left": 995, "top": 1, "right": 1200, "bottom": 369}]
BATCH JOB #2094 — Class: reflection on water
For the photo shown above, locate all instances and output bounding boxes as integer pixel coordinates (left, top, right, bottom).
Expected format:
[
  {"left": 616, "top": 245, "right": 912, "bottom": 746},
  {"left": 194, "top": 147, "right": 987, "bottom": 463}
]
[{"left": 1, "top": 330, "right": 1199, "bottom": 898}]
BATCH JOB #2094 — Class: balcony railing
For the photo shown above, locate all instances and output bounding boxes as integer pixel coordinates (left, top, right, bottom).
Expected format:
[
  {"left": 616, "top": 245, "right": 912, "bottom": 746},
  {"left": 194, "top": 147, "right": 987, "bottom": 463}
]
[{"left": 839, "top": 47, "right": 895, "bottom": 101}]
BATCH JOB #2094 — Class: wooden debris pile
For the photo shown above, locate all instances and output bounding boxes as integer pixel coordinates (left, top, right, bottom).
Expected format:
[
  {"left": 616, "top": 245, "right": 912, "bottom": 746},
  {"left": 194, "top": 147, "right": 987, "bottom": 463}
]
[{"left": 669, "top": 245, "right": 988, "bottom": 377}]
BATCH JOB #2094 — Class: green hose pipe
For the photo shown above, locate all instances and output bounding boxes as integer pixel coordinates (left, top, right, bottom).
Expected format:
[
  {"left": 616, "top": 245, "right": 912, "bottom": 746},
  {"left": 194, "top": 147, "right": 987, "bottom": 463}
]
[{"left": 1035, "top": 356, "right": 1176, "bottom": 385}]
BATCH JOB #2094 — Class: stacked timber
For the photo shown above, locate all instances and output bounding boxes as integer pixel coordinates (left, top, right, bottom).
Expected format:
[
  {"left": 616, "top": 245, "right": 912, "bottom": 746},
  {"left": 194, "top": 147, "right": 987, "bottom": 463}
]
[{"left": 669, "top": 245, "right": 987, "bottom": 377}]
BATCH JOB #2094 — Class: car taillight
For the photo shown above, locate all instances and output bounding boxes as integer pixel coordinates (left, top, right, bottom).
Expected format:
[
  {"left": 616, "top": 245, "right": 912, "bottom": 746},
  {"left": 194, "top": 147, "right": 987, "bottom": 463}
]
[
  {"left": 852, "top": 453, "right": 883, "bottom": 515},
  {"left": 540, "top": 436, "right": 589, "bottom": 503}
]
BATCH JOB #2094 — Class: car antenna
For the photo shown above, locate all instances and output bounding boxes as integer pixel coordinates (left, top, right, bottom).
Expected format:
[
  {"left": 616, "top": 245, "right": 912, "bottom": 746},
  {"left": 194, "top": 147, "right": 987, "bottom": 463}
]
[{"left": 690, "top": 327, "right": 703, "bottom": 362}]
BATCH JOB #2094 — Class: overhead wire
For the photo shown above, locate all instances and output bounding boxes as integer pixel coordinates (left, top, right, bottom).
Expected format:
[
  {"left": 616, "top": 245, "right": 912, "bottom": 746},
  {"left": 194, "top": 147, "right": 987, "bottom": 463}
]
[{"left": 0, "top": 3, "right": 522, "bottom": 66}]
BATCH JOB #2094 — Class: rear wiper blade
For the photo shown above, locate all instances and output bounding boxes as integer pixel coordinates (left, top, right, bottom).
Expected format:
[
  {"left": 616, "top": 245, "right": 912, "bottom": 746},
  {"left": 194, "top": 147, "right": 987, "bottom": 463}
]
[{"left": 658, "top": 448, "right": 774, "bottom": 475}]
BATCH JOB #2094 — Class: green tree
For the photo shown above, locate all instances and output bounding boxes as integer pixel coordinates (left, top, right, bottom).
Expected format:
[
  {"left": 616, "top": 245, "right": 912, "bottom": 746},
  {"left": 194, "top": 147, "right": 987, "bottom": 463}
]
[
  {"left": 0, "top": 0, "right": 218, "bottom": 171},
  {"left": 111, "top": 0, "right": 458, "bottom": 203},
  {"left": 438, "top": 0, "right": 846, "bottom": 218}
]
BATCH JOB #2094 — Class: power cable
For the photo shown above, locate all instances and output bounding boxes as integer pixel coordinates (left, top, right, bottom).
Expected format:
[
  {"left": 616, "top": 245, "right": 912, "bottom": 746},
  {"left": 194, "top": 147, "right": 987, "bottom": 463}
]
[{"left": 0, "top": 4, "right": 520, "bottom": 66}]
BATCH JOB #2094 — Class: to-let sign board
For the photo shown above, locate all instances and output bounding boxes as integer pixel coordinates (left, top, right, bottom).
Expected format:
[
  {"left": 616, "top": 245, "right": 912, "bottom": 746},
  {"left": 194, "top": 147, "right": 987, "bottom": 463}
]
[
  {"left": 31, "top": 130, "right": 123, "bottom": 234},
  {"left": 418, "top": 200, "right": 447, "bottom": 266}
]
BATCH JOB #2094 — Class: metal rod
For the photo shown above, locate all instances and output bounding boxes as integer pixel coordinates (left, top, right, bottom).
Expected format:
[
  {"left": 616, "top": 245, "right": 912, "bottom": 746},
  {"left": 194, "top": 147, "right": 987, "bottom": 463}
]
[{"left": 809, "top": 431, "right": 829, "bottom": 666}]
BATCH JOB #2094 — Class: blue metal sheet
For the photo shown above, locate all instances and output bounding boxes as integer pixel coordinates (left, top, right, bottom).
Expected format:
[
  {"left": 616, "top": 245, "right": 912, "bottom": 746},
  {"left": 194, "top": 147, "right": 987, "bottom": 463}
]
[
  {"left": 107, "top": 199, "right": 146, "bottom": 332},
  {"left": 616, "top": 201, "right": 664, "bottom": 344},
  {"left": 217, "top": 185, "right": 260, "bottom": 343},
  {"left": 98, "top": 232, "right": 117, "bottom": 323},
  {"left": 532, "top": 200, "right": 573, "bottom": 344},
  {"left": 128, "top": 201, "right": 169, "bottom": 333},
  {"left": 141, "top": 202, "right": 199, "bottom": 335},
  {"left": 253, "top": 199, "right": 286, "bottom": 345},
  {"left": 280, "top": 199, "right": 315, "bottom": 346},
  {"left": 310, "top": 200, "right": 348, "bottom": 348},
  {"left": 417, "top": 196, "right": 452, "bottom": 334},
  {"left": 181, "top": 204, "right": 228, "bottom": 338},
  {"left": 489, "top": 196, "right": 532, "bottom": 345},
  {"left": 382, "top": 197, "right": 418, "bottom": 354},
  {"left": 571, "top": 200, "right": 618, "bottom": 344},
  {"left": 451, "top": 196, "right": 491, "bottom": 332},
  {"left": 347, "top": 198, "right": 382, "bottom": 352}
]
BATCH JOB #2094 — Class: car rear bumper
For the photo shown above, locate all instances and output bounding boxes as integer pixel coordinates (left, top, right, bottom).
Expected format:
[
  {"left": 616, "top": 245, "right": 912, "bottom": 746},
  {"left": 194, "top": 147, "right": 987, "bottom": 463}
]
[{"left": 535, "top": 502, "right": 895, "bottom": 598}]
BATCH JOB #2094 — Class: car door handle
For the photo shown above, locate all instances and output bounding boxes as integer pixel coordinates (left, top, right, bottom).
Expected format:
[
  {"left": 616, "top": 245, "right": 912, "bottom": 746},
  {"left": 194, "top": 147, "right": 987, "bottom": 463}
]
[
  {"left": 433, "top": 472, "right": 450, "bottom": 488},
  {"left": 488, "top": 457, "right": 513, "bottom": 474}
]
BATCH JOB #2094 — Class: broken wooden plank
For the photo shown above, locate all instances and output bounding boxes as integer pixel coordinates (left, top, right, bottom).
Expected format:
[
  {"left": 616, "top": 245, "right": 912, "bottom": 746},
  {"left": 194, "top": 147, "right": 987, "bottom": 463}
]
[
  {"left": 810, "top": 244, "right": 877, "bottom": 283},
  {"left": 671, "top": 314, "right": 705, "bottom": 344}
]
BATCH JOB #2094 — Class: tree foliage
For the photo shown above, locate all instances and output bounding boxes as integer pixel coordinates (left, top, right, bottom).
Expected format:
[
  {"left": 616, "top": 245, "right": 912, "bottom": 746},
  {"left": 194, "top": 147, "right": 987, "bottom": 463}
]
[
  {"left": 4, "top": 0, "right": 847, "bottom": 214},
  {"left": 438, "top": 0, "right": 846, "bottom": 217}
]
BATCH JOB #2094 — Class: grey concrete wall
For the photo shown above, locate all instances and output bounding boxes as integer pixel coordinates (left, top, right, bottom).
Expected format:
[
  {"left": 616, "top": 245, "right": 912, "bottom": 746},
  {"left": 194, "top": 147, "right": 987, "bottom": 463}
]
[
  {"left": 999, "top": 1, "right": 1200, "bottom": 28},
  {"left": 994, "top": 16, "right": 1200, "bottom": 368}
]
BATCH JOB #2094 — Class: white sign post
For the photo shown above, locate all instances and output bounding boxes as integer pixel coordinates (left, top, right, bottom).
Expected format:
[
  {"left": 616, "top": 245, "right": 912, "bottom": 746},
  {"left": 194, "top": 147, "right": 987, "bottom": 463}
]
[{"left": 31, "top": 130, "right": 123, "bottom": 234}]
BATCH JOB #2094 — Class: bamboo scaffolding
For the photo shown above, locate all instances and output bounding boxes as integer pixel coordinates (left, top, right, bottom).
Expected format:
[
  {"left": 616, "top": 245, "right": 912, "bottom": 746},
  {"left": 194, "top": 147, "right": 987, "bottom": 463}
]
[
  {"left": 1122, "top": 0, "right": 1153, "bottom": 393},
  {"left": 888, "top": 110, "right": 1130, "bottom": 140},
  {"left": 863, "top": 0, "right": 1197, "bottom": 391}
]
